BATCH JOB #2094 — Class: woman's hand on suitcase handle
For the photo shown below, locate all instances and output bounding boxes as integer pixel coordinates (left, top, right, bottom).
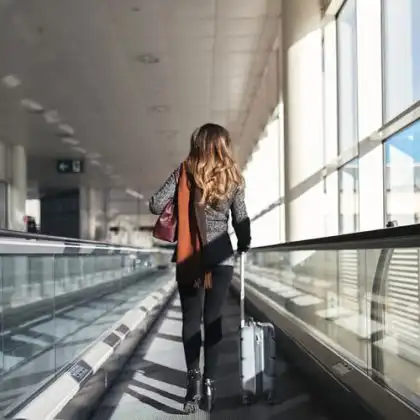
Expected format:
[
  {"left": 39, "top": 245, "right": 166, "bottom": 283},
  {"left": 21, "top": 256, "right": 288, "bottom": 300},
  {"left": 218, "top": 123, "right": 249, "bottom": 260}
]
[{"left": 237, "top": 244, "right": 250, "bottom": 254}]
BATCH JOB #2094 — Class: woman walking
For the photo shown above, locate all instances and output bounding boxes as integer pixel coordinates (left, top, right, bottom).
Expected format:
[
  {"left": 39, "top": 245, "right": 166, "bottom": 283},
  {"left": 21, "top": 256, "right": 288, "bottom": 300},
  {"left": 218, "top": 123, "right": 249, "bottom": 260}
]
[{"left": 149, "top": 123, "right": 251, "bottom": 413}]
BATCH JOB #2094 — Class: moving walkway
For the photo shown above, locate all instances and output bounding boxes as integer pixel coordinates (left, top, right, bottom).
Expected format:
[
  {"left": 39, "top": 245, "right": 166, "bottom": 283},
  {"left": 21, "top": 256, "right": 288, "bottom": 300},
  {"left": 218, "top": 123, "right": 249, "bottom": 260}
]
[{"left": 2, "top": 226, "right": 420, "bottom": 419}]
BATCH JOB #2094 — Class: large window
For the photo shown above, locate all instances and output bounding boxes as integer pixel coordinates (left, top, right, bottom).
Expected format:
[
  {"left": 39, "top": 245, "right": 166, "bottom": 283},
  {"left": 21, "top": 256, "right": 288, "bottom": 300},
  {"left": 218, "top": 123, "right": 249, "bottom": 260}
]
[
  {"left": 323, "top": 20, "right": 338, "bottom": 164},
  {"left": 356, "top": 0, "right": 382, "bottom": 140},
  {"left": 383, "top": 0, "right": 420, "bottom": 121},
  {"left": 384, "top": 119, "right": 420, "bottom": 226},
  {"left": 243, "top": 110, "right": 283, "bottom": 245},
  {"left": 337, "top": 0, "right": 358, "bottom": 154},
  {"left": 339, "top": 159, "right": 359, "bottom": 234}
]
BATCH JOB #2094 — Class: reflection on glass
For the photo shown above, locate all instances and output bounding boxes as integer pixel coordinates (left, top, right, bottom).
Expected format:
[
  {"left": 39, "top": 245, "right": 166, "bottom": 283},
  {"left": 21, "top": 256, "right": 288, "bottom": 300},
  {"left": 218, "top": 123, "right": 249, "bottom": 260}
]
[
  {"left": 337, "top": 0, "right": 358, "bottom": 153},
  {"left": 384, "top": 119, "right": 420, "bottom": 226},
  {"left": 245, "top": 248, "right": 370, "bottom": 368},
  {"left": 244, "top": 245, "right": 420, "bottom": 407},
  {"left": 383, "top": 0, "right": 420, "bottom": 121},
  {"left": 369, "top": 247, "right": 420, "bottom": 406},
  {"left": 0, "top": 248, "right": 172, "bottom": 414},
  {"left": 339, "top": 159, "right": 359, "bottom": 234}
]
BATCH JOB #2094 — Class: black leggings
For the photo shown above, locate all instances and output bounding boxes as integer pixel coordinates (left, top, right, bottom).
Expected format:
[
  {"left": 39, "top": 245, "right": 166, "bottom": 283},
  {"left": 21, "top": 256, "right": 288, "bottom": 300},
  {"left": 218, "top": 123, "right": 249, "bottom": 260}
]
[{"left": 178, "top": 265, "right": 233, "bottom": 379}]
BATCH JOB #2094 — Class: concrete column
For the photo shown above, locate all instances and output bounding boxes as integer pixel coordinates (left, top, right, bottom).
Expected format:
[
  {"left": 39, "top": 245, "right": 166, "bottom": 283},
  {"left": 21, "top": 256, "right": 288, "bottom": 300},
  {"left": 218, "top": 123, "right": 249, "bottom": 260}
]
[
  {"left": 0, "top": 142, "right": 7, "bottom": 181},
  {"left": 282, "top": 0, "right": 325, "bottom": 243},
  {"left": 79, "top": 187, "right": 107, "bottom": 241},
  {"left": 79, "top": 187, "right": 89, "bottom": 239},
  {"left": 0, "top": 142, "right": 7, "bottom": 228},
  {"left": 79, "top": 186, "right": 89, "bottom": 239},
  {"left": 89, "top": 188, "right": 107, "bottom": 241},
  {"left": 8, "top": 145, "right": 27, "bottom": 231}
]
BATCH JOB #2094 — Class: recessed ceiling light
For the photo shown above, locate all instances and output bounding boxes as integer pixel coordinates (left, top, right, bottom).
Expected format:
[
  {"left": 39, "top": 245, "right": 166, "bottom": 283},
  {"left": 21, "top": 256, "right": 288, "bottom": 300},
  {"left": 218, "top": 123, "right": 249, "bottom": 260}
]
[
  {"left": 21, "top": 99, "right": 44, "bottom": 113},
  {"left": 90, "top": 160, "right": 101, "bottom": 166},
  {"left": 44, "top": 110, "right": 61, "bottom": 124},
  {"left": 126, "top": 188, "right": 144, "bottom": 199},
  {"left": 87, "top": 152, "right": 101, "bottom": 160},
  {"left": 149, "top": 105, "right": 170, "bottom": 113},
  {"left": 137, "top": 53, "right": 160, "bottom": 64},
  {"left": 72, "top": 146, "right": 86, "bottom": 154},
  {"left": 1, "top": 74, "right": 21, "bottom": 88},
  {"left": 62, "top": 137, "right": 80, "bottom": 146},
  {"left": 58, "top": 124, "right": 75, "bottom": 136}
]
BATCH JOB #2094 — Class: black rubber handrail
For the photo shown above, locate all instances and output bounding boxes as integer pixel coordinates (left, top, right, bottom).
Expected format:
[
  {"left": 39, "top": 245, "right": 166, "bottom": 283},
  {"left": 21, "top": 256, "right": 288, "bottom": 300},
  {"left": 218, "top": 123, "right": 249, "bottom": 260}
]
[
  {"left": 5, "top": 220, "right": 418, "bottom": 252},
  {"left": 0, "top": 228, "right": 141, "bottom": 249},
  {"left": 252, "top": 223, "right": 420, "bottom": 251}
]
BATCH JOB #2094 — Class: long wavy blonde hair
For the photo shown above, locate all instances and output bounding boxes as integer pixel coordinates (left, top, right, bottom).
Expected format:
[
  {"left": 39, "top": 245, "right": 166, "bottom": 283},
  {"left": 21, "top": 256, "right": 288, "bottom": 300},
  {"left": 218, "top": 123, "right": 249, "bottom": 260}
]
[{"left": 186, "top": 123, "right": 244, "bottom": 205}]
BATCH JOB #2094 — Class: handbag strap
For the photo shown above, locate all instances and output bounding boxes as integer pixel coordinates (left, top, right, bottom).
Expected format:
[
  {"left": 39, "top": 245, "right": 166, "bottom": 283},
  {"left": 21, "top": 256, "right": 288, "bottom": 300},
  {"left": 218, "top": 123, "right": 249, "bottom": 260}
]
[
  {"left": 176, "top": 162, "right": 184, "bottom": 182},
  {"left": 172, "top": 163, "right": 183, "bottom": 208}
]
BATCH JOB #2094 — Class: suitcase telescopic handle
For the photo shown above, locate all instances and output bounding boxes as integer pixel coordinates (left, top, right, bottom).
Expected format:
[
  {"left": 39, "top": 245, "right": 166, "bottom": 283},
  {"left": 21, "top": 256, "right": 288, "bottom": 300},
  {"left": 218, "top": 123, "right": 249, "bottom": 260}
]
[{"left": 239, "top": 251, "right": 246, "bottom": 328}]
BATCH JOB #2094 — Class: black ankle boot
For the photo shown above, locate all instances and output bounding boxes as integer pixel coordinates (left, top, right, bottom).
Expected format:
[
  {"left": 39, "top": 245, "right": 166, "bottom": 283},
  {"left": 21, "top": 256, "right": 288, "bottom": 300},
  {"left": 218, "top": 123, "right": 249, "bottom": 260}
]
[
  {"left": 184, "top": 369, "right": 201, "bottom": 413},
  {"left": 200, "top": 378, "right": 216, "bottom": 412}
]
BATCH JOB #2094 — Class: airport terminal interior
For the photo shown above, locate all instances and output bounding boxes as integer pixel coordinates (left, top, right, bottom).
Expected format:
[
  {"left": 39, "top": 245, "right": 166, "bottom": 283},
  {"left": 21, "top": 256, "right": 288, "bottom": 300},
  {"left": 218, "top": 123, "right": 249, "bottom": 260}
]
[{"left": 1, "top": 0, "right": 420, "bottom": 419}]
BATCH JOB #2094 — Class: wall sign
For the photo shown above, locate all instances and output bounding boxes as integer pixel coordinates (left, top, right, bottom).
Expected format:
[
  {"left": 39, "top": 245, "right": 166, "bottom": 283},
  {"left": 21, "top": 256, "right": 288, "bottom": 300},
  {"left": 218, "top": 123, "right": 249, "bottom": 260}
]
[{"left": 56, "top": 159, "right": 84, "bottom": 174}]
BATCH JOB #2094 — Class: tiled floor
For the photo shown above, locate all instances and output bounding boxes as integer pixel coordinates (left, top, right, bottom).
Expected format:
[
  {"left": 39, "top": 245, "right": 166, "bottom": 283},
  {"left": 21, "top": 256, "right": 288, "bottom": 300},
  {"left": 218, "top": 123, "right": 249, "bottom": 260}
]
[{"left": 91, "top": 293, "right": 332, "bottom": 420}]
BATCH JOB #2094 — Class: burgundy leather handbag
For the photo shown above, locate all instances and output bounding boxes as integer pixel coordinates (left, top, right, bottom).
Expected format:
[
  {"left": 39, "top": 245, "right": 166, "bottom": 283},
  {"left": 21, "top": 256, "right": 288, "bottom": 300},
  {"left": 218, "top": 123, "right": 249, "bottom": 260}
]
[
  {"left": 152, "top": 168, "right": 180, "bottom": 243},
  {"left": 152, "top": 199, "right": 177, "bottom": 243}
]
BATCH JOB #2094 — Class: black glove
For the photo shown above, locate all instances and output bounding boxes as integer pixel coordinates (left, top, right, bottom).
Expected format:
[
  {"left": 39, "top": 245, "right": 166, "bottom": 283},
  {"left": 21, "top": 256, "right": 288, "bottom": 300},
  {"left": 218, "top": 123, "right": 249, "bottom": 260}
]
[
  {"left": 233, "top": 217, "right": 251, "bottom": 254},
  {"left": 237, "top": 243, "right": 250, "bottom": 254}
]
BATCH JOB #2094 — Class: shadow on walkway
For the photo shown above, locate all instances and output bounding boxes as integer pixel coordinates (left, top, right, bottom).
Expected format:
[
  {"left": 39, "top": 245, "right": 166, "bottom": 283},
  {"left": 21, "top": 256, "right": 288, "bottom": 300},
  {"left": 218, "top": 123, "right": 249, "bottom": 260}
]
[{"left": 90, "top": 289, "right": 331, "bottom": 420}]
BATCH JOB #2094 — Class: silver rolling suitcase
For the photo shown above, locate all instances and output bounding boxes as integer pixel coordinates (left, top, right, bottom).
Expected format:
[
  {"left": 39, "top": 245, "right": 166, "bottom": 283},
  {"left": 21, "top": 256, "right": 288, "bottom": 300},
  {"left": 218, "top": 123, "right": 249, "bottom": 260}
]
[{"left": 238, "top": 252, "right": 276, "bottom": 404}]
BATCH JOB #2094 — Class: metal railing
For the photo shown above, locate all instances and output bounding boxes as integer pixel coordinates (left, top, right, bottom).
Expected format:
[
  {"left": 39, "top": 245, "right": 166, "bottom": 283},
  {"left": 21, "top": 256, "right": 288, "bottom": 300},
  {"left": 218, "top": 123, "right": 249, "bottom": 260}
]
[
  {"left": 0, "top": 231, "right": 172, "bottom": 416},
  {"left": 239, "top": 223, "right": 420, "bottom": 417}
]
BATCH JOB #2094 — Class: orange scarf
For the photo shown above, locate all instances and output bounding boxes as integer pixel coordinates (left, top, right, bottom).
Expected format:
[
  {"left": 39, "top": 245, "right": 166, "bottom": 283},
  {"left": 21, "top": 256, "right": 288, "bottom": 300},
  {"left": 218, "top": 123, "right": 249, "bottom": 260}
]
[{"left": 176, "top": 162, "right": 212, "bottom": 288}]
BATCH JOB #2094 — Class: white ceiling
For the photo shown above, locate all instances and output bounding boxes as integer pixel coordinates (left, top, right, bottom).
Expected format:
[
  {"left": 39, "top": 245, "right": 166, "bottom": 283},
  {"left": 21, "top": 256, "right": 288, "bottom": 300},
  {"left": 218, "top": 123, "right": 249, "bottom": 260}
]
[{"left": 0, "top": 0, "right": 281, "bottom": 207}]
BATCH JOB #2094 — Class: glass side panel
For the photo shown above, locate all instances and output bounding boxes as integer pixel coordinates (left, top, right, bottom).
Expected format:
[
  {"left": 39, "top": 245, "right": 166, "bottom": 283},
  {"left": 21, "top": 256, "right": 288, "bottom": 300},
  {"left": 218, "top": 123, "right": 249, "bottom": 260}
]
[
  {"left": 0, "top": 244, "right": 173, "bottom": 414},
  {"left": 244, "top": 245, "right": 420, "bottom": 408}
]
